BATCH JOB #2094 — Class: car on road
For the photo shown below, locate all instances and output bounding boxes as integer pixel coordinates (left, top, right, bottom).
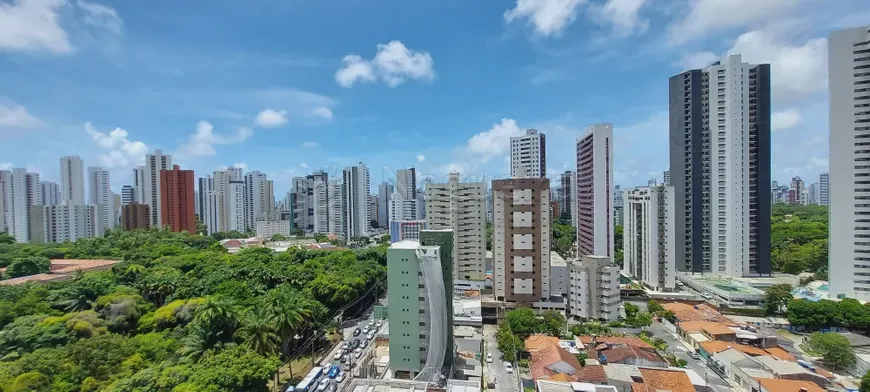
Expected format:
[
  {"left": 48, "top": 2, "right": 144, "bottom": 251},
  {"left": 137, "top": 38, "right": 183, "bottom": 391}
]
[
  {"left": 341, "top": 342, "right": 350, "bottom": 350},
  {"left": 366, "top": 332, "right": 375, "bottom": 340},
  {"left": 354, "top": 348, "right": 362, "bottom": 358},
  {"left": 333, "top": 351, "right": 342, "bottom": 361},
  {"left": 316, "top": 378, "right": 330, "bottom": 391},
  {"left": 688, "top": 351, "right": 700, "bottom": 360},
  {"left": 376, "top": 320, "right": 383, "bottom": 328},
  {"left": 339, "top": 354, "right": 347, "bottom": 363},
  {"left": 336, "top": 372, "right": 345, "bottom": 382},
  {"left": 353, "top": 328, "right": 361, "bottom": 336},
  {"left": 361, "top": 339, "right": 368, "bottom": 348},
  {"left": 486, "top": 353, "right": 493, "bottom": 363},
  {"left": 328, "top": 365, "right": 340, "bottom": 378},
  {"left": 504, "top": 362, "right": 513, "bottom": 374},
  {"left": 352, "top": 340, "right": 360, "bottom": 349}
]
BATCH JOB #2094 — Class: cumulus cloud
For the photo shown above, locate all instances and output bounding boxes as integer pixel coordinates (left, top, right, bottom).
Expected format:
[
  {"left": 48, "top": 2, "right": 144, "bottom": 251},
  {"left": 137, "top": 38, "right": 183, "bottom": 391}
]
[
  {"left": 504, "top": 0, "right": 585, "bottom": 37},
  {"left": 467, "top": 118, "right": 524, "bottom": 161},
  {"left": 0, "top": 0, "right": 122, "bottom": 54},
  {"left": 772, "top": 108, "right": 802, "bottom": 131},
  {"left": 182, "top": 121, "right": 253, "bottom": 157},
  {"left": 0, "top": 103, "right": 42, "bottom": 128},
  {"left": 591, "top": 0, "right": 651, "bottom": 36},
  {"left": 336, "top": 41, "right": 435, "bottom": 88},
  {"left": 76, "top": 0, "right": 123, "bottom": 35},
  {"left": 677, "top": 51, "right": 718, "bottom": 70},
  {"left": 417, "top": 154, "right": 426, "bottom": 162},
  {"left": 312, "top": 106, "right": 333, "bottom": 119},
  {"left": 85, "top": 122, "right": 148, "bottom": 169},
  {"left": 665, "top": 0, "right": 802, "bottom": 45},
  {"left": 254, "top": 109, "right": 288, "bottom": 128}
]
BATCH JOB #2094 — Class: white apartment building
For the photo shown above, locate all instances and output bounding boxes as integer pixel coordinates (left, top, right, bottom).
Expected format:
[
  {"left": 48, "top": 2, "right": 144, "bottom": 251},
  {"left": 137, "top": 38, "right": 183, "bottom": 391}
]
[
  {"left": 426, "top": 173, "right": 486, "bottom": 281},
  {"left": 292, "top": 171, "right": 329, "bottom": 233},
  {"left": 669, "top": 54, "right": 772, "bottom": 277},
  {"left": 510, "top": 129, "right": 546, "bottom": 178},
  {"left": 829, "top": 25, "right": 870, "bottom": 301},
  {"left": 227, "top": 180, "right": 246, "bottom": 232},
  {"left": 342, "top": 163, "right": 370, "bottom": 238},
  {"left": 256, "top": 220, "right": 291, "bottom": 238},
  {"left": 377, "top": 182, "right": 393, "bottom": 227},
  {"left": 40, "top": 181, "right": 60, "bottom": 206},
  {"left": 244, "top": 171, "right": 271, "bottom": 230},
  {"left": 0, "top": 171, "right": 10, "bottom": 234},
  {"left": 492, "top": 177, "right": 552, "bottom": 305},
  {"left": 820, "top": 172, "right": 830, "bottom": 206},
  {"left": 567, "top": 255, "right": 620, "bottom": 321},
  {"left": 623, "top": 185, "right": 676, "bottom": 292},
  {"left": 133, "top": 166, "right": 145, "bottom": 204},
  {"left": 9, "top": 168, "right": 41, "bottom": 242},
  {"left": 396, "top": 168, "right": 417, "bottom": 200},
  {"left": 312, "top": 179, "right": 330, "bottom": 233},
  {"left": 143, "top": 150, "right": 172, "bottom": 228},
  {"left": 88, "top": 167, "right": 116, "bottom": 235},
  {"left": 203, "top": 168, "right": 243, "bottom": 234},
  {"left": 30, "top": 204, "right": 98, "bottom": 243},
  {"left": 60, "top": 156, "right": 85, "bottom": 205},
  {"left": 328, "top": 180, "right": 344, "bottom": 235},
  {"left": 575, "top": 124, "right": 614, "bottom": 259}
]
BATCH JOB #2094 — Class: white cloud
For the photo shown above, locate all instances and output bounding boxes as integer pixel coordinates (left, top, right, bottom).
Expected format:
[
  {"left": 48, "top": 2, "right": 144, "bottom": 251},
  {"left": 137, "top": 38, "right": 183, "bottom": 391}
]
[
  {"left": 417, "top": 154, "right": 426, "bottom": 162},
  {"left": 592, "top": 0, "right": 650, "bottom": 36},
  {"left": 254, "top": 109, "right": 288, "bottom": 128},
  {"left": 76, "top": 0, "right": 122, "bottom": 35},
  {"left": 182, "top": 120, "right": 253, "bottom": 157},
  {"left": 504, "top": 0, "right": 585, "bottom": 38},
  {"left": 0, "top": 103, "right": 42, "bottom": 128},
  {"left": 0, "top": 162, "right": 11, "bottom": 170},
  {"left": 300, "top": 162, "right": 309, "bottom": 169},
  {"left": 231, "top": 161, "right": 248, "bottom": 171},
  {"left": 336, "top": 41, "right": 435, "bottom": 88},
  {"left": 312, "top": 106, "right": 333, "bottom": 119},
  {"left": 302, "top": 141, "right": 319, "bottom": 148},
  {"left": 677, "top": 51, "right": 718, "bottom": 70},
  {"left": 772, "top": 108, "right": 802, "bottom": 131},
  {"left": 0, "top": 0, "right": 121, "bottom": 54},
  {"left": 85, "top": 122, "right": 148, "bottom": 169},
  {"left": 665, "top": 0, "right": 803, "bottom": 45},
  {"left": 467, "top": 118, "right": 524, "bottom": 161}
]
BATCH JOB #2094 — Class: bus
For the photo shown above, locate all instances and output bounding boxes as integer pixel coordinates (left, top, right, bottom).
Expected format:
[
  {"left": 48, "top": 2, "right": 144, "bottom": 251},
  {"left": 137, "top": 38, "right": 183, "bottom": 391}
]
[{"left": 296, "top": 366, "right": 324, "bottom": 392}]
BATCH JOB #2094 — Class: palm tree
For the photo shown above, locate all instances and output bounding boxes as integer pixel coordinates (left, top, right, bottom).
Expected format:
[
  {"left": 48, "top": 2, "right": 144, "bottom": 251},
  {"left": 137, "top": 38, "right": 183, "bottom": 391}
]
[
  {"left": 194, "top": 298, "right": 240, "bottom": 342},
  {"left": 265, "top": 287, "right": 312, "bottom": 356},
  {"left": 237, "top": 307, "right": 279, "bottom": 357},
  {"left": 179, "top": 322, "right": 212, "bottom": 360},
  {"left": 59, "top": 293, "right": 92, "bottom": 312}
]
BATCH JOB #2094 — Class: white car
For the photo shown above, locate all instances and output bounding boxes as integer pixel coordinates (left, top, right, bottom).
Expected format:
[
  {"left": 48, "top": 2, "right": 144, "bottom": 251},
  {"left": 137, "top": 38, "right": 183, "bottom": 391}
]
[
  {"left": 367, "top": 332, "right": 375, "bottom": 340},
  {"left": 317, "top": 378, "right": 330, "bottom": 391},
  {"left": 341, "top": 342, "right": 350, "bottom": 350},
  {"left": 376, "top": 320, "right": 383, "bottom": 327},
  {"left": 361, "top": 339, "right": 369, "bottom": 348},
  {"left": 336, "top": 372, "right": 345, "bottom": 382},
  {"left": 354, "top": 348, "right": 362, "bottom": 358},
  {"left": 333, "top": 352, "right": 342, "bottom": 361},
  {"left": 486, "top": 353, "right": 493, "bottom": 363},
  {"left": 504, "top": 362, "right": 513, "bottom": 374}
]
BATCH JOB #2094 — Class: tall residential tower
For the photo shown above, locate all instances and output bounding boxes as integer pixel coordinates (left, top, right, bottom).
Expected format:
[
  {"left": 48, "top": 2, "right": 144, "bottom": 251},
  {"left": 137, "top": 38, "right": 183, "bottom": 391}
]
[
  {"left": 510, "top": 129, "right": 546, "bottom": 178},
  {"left": 575, "top": 124, "right": 614, "bottom": 259}
]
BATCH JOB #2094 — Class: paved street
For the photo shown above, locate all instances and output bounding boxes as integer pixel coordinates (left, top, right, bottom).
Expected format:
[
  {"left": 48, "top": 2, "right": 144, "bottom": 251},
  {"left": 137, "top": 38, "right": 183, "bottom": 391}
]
[
  {"left": 648, "top": 321, "right": 734, "bottom": 392},
  {"left": 483, "top": 325, "right": 518, "bottom": 392}
]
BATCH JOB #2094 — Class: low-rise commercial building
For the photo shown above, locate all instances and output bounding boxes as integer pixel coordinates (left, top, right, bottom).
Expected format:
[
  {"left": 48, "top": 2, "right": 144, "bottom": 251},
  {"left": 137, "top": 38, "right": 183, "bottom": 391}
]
[
  {"left": 255, "top": 220, "right": 291, "bottom": 238},
  {"left": 567, "top": 255, "right": 620, "bottom": 321}
]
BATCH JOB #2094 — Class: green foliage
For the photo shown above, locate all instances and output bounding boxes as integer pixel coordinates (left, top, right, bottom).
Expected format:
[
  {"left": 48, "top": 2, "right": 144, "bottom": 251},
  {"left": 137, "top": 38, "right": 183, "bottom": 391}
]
[
  {"left": 570, "top": 322, "right": 612, "bottom": 336},
  {"left": 807, "top": 332, "right": 856, "bottom": 370},
  {"left": 505, "top": 308, "right": 540, "bottom": 339},
  {"left": 270, "top": 234, "right": 287, "bottom": 241},
  {"left": 0, "top": 229, "right": 385, "bottom": 391},
  {"left": 5, "top": 256, "right": 51, "bottom": 278},
  {"left": 486, "top": 222, "right": 492, "bottom": 251},
  {"left": 552, "top": 222, "right": 575, "bottom": 257},
  {"left": 540, "top": 310, "right": 567, "bottom": 337},
  {"left": 860, "top": 369, "right": 870, "bottom": 392},
  {"left": 496, "top": 322, "right": 522, "bottom": 362},
  {"left": 763, "top": 284, "right": 793, "bottom": 315},
  {"left": 785, "top": 298, "right": 870, "bottom": 331},
  {"left": 624, "top": 303, "right": 639, "bottom": 319},
  {"left": 647, "top": 300, "right": 664, "bottom": 314},
  {"left": 771, "top": 204, "right": 828, "bottom": 274},
  {"left": 0, "top": 231, "right": 15, "bottom": 245},
  {"left": 614, "top": 225, "right": 623, "bottom": 266}
]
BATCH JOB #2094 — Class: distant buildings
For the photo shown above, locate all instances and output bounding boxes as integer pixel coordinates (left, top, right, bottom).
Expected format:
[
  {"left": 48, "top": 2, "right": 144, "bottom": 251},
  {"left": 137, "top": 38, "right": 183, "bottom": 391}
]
[
  {"left": 8, "top": 168, "right": 40, "bottom": 242},
  {"left": 88, "top": 167, "right": 116, "bottom": 235},
  {"left": 144, "top": 150, "right": 172, "bottom": 228},
  {"left": 40, "top": 181, "right": 60, "bottom": 206},
  {"left": 160, "top": 165, "right": 196, "bottom": 233},
  {"left": 623, "top": 185, "right": 676, "bottom": 292},
  {"left": 390, "top": 220, "right": 426, "bottom": 242},
  {"left": 425, "top": 173, "right": 486, "bottom": 282},
  {"left": 789, "top": 177, "right": 805, "bottom": 205},
  {"left": 256, "top": 220, "right": 291, "bottom": 239},
  {"left": 819, "top": 172, "right": 829, "bottom": 206},
  {"left": 121, "top": 185, "right": 135, "bottom": 206},
  {"left": 60, "top": 156, "right": 85, "bottom": 206},
  {"left": 669, "top": 54, "right": 771, "bottom": 277},
  {"left": 121, "top": 203, "right": 150, "bottom": 231},
  {"left": 575, "top": 124, "right": 614, "bottom": 259},
  {"left": 559, "top": 171, "right": 573, "bottom": 219},
  {"left": 30, "top": 204, "right": 97, "bottom": 243},
  {"left": 567, "top": 255, "right": 620, "bottom": 321},
  {"left": 510, "top": 129, "right": 546, "bottom": 178},
  {"left": 829, "top": 25, "right": 870, "bottom": 301},
  {"left": 377, "top": 182, "right": 393, "bottom": 228},
  {"left": 342, "top": 163, "right": 371, "bottom": 238}
]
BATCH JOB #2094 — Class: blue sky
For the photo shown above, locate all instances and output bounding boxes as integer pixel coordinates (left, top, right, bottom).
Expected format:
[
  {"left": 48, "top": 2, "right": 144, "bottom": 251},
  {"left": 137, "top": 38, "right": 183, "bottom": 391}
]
[{"left": 1, "top": 0, "right": 867, "bottom": 195}]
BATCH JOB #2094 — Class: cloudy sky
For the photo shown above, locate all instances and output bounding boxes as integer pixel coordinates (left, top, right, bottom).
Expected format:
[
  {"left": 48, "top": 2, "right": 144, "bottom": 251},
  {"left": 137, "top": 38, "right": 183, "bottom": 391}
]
[{"left": 1, "top": 0, "right": 865, "bottom": 194}]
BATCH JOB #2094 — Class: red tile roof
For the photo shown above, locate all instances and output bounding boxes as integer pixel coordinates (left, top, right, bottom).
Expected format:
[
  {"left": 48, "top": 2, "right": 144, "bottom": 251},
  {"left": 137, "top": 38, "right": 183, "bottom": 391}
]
[
  {"left": 599, "top": 345, "right": 667, "bottom": 365},
  {"left": 530, "top": 344, "right": 583, "bottom": 380},
  {"left": 525, "top": 334, "right": 561, "bottom": 353},
  {"left": 574, "top": 365, "right": 607, "bottom": 383},
  {"left": 700, "top": 341, "right": 769, "bottom": 356},
  {"left": 678, "top": 320, "right": 736, "bottom": 336},
  {"left": 765, "top": 346, "right": 797, "bottom": 361},
  {"left": 757, "top": 378, "right": 825, "bottom": 392},
  {"left": 632, "top": 368, "right": 696, "bottom": 392}
]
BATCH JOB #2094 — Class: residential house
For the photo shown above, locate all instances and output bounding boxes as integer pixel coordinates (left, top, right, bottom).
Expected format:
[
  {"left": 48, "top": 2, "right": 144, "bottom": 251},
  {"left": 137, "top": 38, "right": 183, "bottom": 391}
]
[
  {"left": 529, "top": 343, "right": 584, "bottom": 381},
  {"left": 757, "top": 378, "right": 825, "bottom": 392},
  {"left": 661, "top": 302, "right": 732, "bottom": 323},
  {"left": 629, "top": 368, "right": 697, "bottom": 392},
  {"left": 676, "top": 321, "right": 737, "bottom": 349}
]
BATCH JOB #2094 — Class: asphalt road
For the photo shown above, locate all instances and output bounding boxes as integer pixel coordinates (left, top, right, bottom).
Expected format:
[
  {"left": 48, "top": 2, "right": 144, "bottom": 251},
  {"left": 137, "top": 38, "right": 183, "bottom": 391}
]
[
  {"left": 483, "top": 325, "right": 519, "bottom": 392},
  {"left": 301, "top": 314, "right": 385, "bottom": 392},
  {"left": 648, "top": 321, "right": 733, "bottom": 392}
]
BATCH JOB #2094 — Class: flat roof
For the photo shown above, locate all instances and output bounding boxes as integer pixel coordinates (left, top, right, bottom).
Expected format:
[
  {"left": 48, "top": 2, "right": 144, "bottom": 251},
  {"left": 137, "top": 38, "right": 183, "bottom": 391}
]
[
  {"left": 551, "top": 252, "right": 567, "bottom": 267},
  {"left": 390, "top": 240, "right": 421, "bottom": 249}
]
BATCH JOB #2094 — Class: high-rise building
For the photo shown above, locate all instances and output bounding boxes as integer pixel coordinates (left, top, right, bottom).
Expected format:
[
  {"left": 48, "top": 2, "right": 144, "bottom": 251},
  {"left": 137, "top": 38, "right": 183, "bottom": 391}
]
[
  {"left": 559, "top": 171, "right": 573, "bottom": 219},
  {"left": 60, "top": 156, "right": 85, "bottom": 205},
  {"left": 668, "top": 54, "right": 771, "bottom": 277},
  {"left": 614, "top": 183, "right": 624, "bottom": 227},
  {"left": 9, "top": 168, "right": 41, "bottom": 242},
  {"left": 203, "top": 168, "right": 243, "bottom": 234},
  {"left": 829, "top": 25, "right": 870, "bottom": 301},
  {"left": 623, "top": 185, "right": 676, "bottom": 292},
  {"left": 312, "top": 179, "right": 330, "bottom": 233},
  {"left": 492, "top": 177, "right": 552, "bottom": 305},
  {"left": 0, "top": 171, "right": 9, "bottom": 233},
  {"left": 88, "top": 167, "right": 116, "bottom": 235},
  {"left": 575, "top": 124, "right": 614, "bottom": 258},
  {"left": 227, "top": 179, "right": 246, "bottom": 232},
  {"left": 144, "top": 150, "right": 172, "bottom": 228},
  {"left": 789, "top": 176, "right": 805, "bottom": 205},
  {"left": 292, "top": 171, "right": 329, "bottom": 233},
  {"left": 377, "top": 182, "right": 393, "bottom": 227},
  {"left": 418, "top": 229, "right": 454, "bottom": 366},
  {"left": 342, "top": 163, "right": 370, "bottom": 238},
  {"left": 30, "top": 204, "right": 97, "bottom": 243},
  {"left": 328, "top": 180, "right": 344, "bottom": 235},
  {"left": 807, "top": 182, "right": 820, "bottom": 206},
  {"left": 819, "top": 172, "right": 830, "bottom": 206},
  {"left": 663, "top": 170, "right": 671, "bottom": 186},
  {"left": 120, "top": 203, "right": 150, "bottom": 230},
  {"left": 387, "top": 239, "right": 451, "bottom": 378},
  {"left": 390, "top": 220, "right": 426, "bottom": 242},
  {"left": 389, "top": 168, "right": 421, "bottom": 223},
  {"left": 40, "top": 181, "right": 60, "bottom": 206},
  {"left": 133, "top": 166, "right": 145, "bottom": 204},
  {"left": 396, "top": 168, "right": 417, "bottom": 200},
  {"left": 425, "top": 173, "right": 486, "bottom": 281},
  {"left": 121, "top": 185, "right": 135, "bottom": 206},
  {"left": 244, "top": 171, "right": 270, "bottom": 230},
  {"left": 160, "top": 165, "right": 196, "bottom": 233},
  {"left": 567, "top": 255, "right": 620, "bottom": 321},
  {"left": 510, "top": 129, "right": 546, "bottom": 178}
]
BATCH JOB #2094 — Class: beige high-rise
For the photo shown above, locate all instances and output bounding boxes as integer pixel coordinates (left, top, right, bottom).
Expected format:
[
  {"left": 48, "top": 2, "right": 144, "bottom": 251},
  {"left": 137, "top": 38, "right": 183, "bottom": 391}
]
[{"left": 425, "top": 173, "right": 486, "bottom": 282}]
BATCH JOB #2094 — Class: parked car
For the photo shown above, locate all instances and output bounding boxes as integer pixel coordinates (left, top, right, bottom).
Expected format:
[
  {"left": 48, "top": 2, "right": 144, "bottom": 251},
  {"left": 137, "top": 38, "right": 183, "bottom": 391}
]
[
  {"left": 504, "top": 362, "right": 513, "bottom": 374},
  {"left": 353, "top": 328, "right": 361, "bottom": 337},
  {"left": 486, "top": 353, "right": 493, "bottom": 363},
  {"left": 333, "top": 351, "right": 342, "bottom": 361},
  {"left": 376, "top": 320, "right": 383, "bottom": 328},
  {"left": 688, "top": 351, "right": 700, "bottom": 360},
  {"left": 366, "top": 332, "right": 375, "bottom": 340},
  {"left": 342, "top": 362, "right": 351, "bottom": 371},
  {"left": 361, "top": 339, "right": 368, "bottom": 348},
  {"left": 341, "top": 342, "right": 350, "bottom": 350},
  {"left": 328, "top": 365, "right": 340, "bottom": 378},
  {"left": 352, "top": 340, "right": 361, "bottom": 349},
  {"left": 285, "top": 386, "right": 296, "bottom": 392},
  {"left": 336, "top": 372, "right": 345, "bottom": 382},
  {"left": 354, "top": 348, "right": 362, "bottom": 358},
  {"left": 327, "top": 385, "right": 336, "bottom": 392},
  {"left": 339, "top": 354, "right": 347, "bottom": 363},
  {"left": 316, "top": 378, "right": 330, "bottom": 391}
]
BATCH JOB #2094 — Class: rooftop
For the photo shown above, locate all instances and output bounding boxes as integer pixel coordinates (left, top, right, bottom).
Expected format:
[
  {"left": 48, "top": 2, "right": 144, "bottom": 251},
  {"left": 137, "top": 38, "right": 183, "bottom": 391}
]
[
  {"left": 677, "top": 320, "right": 736, "bottom": 335},
  {"left": 699, "top": 341, "right": 769, "bottom": 357},
  {"left": 1, "top": 259, "right": 122, "bottom": 286},
  {"left": 661, "top": 302, "right": 732, "bottom": 323},
  {"left": 754, "top": 356, "right": 813, "bottom": 375},
  {"left": 757, "top": 378, "right": 825, "bottom": 392},
  {"left": 551, "top": 251, "right": 567, "bottom": 267},
  {"left": 631, "top": 368, "right": 696, "bottom": 392},
  {"left": 390, "top": 239, "right": 421, "bottom": 249},
  {"left": 576, "top": 336, "right": 653, "bottom": 350},
  {"left": 535, "top": 380, "right": 618, "bottom": 392}
]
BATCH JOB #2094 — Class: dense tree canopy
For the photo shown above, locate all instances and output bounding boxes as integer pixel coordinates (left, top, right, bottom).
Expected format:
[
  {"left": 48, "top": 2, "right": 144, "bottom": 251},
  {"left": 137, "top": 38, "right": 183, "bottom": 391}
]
[
  {"left": 771, "top": 204, "right": 828, "bottom": 274},
  {"left": 0, "top": 229, "right": 387, "bottom": 391},
  {"left": 786, "top": 298, "right": 870, "bottom": 331},
  {"left": 552, "top": 223, "right": 576, "bottom": 258},
  {"left": 807, "top": 332, "right": 856, "bottom": 370},
  {"left": 762, "top": 284, "right": 793, "bottom": 316}
]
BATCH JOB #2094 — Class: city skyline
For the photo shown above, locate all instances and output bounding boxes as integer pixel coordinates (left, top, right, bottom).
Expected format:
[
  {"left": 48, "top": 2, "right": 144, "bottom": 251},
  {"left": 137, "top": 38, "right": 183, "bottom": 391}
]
[{"left": 0, "top": 0, "right": 851, "bottom": 196}]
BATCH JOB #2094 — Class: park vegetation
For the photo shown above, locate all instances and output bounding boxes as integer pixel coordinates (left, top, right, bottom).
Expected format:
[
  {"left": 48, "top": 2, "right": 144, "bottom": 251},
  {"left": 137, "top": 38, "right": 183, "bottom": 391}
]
[
  {"left": 771, "top": 204, "right": 828, "bottom": 276},
  {"left": 806, "top": 332, "right": 856, "bottom": 370},
  {"left": 0, "top": 229, "right": 387, "bottom": 392}
]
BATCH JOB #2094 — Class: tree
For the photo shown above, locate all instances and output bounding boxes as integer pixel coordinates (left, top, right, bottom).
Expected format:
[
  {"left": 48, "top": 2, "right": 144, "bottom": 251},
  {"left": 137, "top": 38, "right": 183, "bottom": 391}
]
[
  {"left": 496, "top": 323, "right": 522, "bottom": 362},
  {"left": 623, "top": 303, "right": 639, "bottom": 319},
  {"left": 370, "top": 219, "right": 379, "bottom": 229},
  {"left": 5, "top": 256, "right": 51, "bottom": 278},
  {"left": 807, "top": 332, "right": 856, "bottom": 370},
  {"left": 505, "top": 308, "right": 541, "bottom": 339},
  {"left": 647, "top": 300, "right": 664, "bottom": 314},
  {"left": 270, "top": 234, "right": 287, "bottom": 241},
  {"left": 237, "top": 307, "right": 279, "bottom": 357},
  {"left": 541, "top": 310, "right": 566, "bottom": 337},
  {"left": 861, "top": 369, "right": 870, "bottom": 392},
  {"left": 763, "top": 284, "right": 793, "bottom": 315},
  {"left": 486, "top": 222, "right": 493, "bottom": 251},
  {"left": 0, "top": 231, "right": 15, "bottom": 245}
]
